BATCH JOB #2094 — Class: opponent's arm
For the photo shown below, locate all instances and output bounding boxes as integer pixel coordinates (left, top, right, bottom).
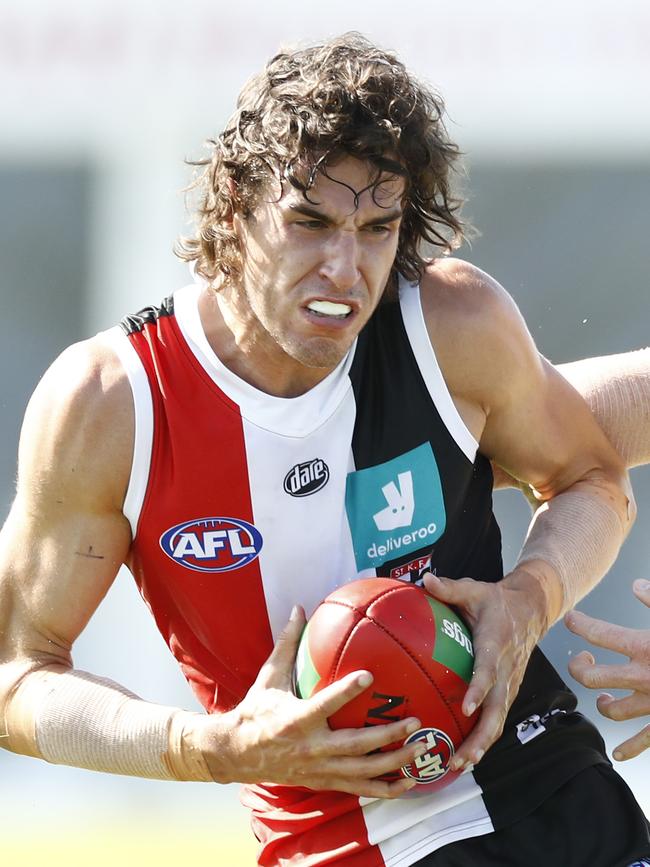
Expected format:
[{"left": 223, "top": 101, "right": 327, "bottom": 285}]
[
  {"left": 0, "top": 338, "right": 423, "bottom": 797},
  {"left": 565, "top": 579, "right": 650, "bottom": 761},
  {"left": 558, "top": 348, "right": 650, "bottom": 761},
  {"left": 557, "top": 348, "right": 650, "bottom": 469},
  {"left": 420, "top": 260, "right": 634, "bottom": 770}
]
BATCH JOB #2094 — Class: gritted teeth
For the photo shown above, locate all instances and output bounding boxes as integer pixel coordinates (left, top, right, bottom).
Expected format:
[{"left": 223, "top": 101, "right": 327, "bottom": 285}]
[{"left": 307, "top": 300, "right": 352, "bottom": 317}]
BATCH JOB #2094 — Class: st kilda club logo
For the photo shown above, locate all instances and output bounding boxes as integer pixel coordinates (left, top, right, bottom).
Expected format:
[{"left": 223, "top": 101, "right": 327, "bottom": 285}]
[
  {"left": 160, "top": 516, "right": 263, "bottom": 573},
  {"left": 283, "top": 458, "right": 330, "bottom": 497}
]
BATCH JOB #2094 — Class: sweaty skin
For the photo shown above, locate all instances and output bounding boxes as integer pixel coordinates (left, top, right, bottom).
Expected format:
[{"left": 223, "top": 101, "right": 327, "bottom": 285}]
[{"left": 0, "top": 158, "right": 634, "bottom": 788}]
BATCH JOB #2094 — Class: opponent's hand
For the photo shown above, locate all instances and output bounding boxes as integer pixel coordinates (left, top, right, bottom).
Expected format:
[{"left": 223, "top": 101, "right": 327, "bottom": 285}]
[
  {"left": 422, "top": 570, "right": 547, "bottom": 771},
  {"left": 193, "top": 606, "right": 427, "bottom": 797},
  {"left": 565, "top": 578, "right": 650, "bottom": 761}
]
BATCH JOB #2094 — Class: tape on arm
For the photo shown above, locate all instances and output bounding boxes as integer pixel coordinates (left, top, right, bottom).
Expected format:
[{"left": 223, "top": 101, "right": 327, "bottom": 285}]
[
  {"left": 516, "top": 487, "right": 630, "bottom": 625},
  {"left": 1, "top": 666, "right": 214, "bottom": 782},
  {"left": 558, "top": 347, "right": 650, "bottom": 468}
]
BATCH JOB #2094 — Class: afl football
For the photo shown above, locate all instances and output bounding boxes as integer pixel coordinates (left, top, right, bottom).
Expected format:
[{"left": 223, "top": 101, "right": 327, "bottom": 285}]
[{"left": 293, "top": 577, "right": 478, "bottom": 791}]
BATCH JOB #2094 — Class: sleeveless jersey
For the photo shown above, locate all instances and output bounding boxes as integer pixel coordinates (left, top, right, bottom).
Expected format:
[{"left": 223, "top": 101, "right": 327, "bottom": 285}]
[{"left": 105, "top": 277, "right": 608, "bottom": 866}]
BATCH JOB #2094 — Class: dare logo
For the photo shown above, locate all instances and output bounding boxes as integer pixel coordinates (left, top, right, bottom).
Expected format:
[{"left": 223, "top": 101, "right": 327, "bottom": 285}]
[
  {"left": 284, "top": 458, "right": 330, "bottom": 497},
  {"left": 160, "top": 516, "right": 263, "bottom": 573},
  {"left": 401, "top": 727, "right": 455, "bottom": 784}
]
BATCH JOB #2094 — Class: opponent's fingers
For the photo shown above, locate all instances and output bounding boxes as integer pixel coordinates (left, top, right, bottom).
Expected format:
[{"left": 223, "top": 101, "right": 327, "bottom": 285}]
[
  {"left": 255, "top": 606, "right": 306, "bottom": 688},
  {"left": 596, "top": 691, "right": 650, "bottom": 722},
  {"left": 611, "top": 722, "right": 650, "bottom": 761},
  {"left": 632, "top": 578, "right": 650, "bottom": 609},
  {"left": 564, "top": 609, "right": 640, "bottom": 657},
  {"left": 568, "top": 652, "right": 644, "bottom": 691}
]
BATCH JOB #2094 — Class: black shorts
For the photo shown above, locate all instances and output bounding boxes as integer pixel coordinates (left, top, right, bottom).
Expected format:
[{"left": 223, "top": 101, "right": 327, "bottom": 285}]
[{"left": 416, "top": 763, "right": 650, "bottom": 867}]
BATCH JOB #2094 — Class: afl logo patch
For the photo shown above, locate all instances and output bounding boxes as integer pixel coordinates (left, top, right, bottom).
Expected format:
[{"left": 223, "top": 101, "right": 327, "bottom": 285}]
[
  {"left": 401, "top": 727, "right": 455, "bottom": 785},
  {"left": 283, "top": 458, "right": 330, "bottom": 497},
  {"left": 160, "top": 517, "right": 263, "bottom": 573}
]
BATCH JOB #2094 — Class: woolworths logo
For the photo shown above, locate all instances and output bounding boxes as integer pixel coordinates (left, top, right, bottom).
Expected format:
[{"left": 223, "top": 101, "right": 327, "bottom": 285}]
[{"left": 346, "top": 443, "right": 446, "bottom": 571}]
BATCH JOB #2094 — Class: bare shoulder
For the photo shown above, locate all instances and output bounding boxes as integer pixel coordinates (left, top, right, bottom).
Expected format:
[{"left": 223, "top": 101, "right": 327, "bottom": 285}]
[
  {"left": 419, "top": 257, "right": 541, "bottom": 413},
  {"left": 17, "top": 333, "right": 134, "bottom": 512}
]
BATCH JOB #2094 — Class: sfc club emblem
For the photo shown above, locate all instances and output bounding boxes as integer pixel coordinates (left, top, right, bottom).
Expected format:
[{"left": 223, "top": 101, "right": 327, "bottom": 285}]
[
  {"left": 401, "top": 727, "right": 455, "bottom": 784},
  {"left": 160, "top": 516, "right": 263, "bottom": 573}
]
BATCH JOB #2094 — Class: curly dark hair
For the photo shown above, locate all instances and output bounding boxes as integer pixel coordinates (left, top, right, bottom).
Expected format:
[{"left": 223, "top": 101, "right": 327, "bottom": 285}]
[{"left": 176, "top": 33, "right": 468, "bottom": 285}]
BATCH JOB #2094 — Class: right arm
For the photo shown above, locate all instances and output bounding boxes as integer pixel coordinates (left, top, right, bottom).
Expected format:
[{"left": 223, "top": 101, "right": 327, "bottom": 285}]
[
  {"left": 0, "top": 338, "right": 423, "bottom": 796},
  {"left": 492, "top": 347, "right": 650, "bottom": 490},
  {"left": 492, "top": 346, "right": 650, "bottom": 759}
]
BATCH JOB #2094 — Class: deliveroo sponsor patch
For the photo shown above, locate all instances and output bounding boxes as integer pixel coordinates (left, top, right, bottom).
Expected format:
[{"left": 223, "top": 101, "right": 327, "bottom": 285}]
[{"left": 345, "top": 442, "right": 446, "bottom": 571}]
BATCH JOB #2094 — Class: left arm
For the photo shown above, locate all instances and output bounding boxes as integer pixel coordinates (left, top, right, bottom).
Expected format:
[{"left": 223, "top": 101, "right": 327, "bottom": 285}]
[{"left": 419, "top": 259, "right": 635, "bottom": 770}]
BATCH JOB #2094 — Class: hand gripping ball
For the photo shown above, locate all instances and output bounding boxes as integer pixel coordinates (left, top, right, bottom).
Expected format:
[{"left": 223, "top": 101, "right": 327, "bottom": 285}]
[{"left": 293, "top": 577, "right": 479, "bottom": 792}]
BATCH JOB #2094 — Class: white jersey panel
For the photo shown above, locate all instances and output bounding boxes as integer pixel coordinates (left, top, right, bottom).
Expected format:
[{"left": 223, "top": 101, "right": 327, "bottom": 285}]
[
  {"left": 398, "top": 279, "right": 478, "bottom": 463},
  {"left": 174, "top": 282, "right": 357, "bottom": 437},
  {"left": 363, "top": 772, "right": 492, "bottom": 865},
  {"left": 241, "top": 393, "right": 360, "bottom": 640},
  {"left": 100, "top": 325, "right": 153, "bottom": 539}
]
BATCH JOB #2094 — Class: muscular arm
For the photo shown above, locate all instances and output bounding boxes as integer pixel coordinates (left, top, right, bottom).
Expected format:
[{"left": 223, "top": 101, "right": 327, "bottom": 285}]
[
  {"left": 493, "top": 347, "right": 650, "bottom": 489},
  {"left": 491, "top": 348, "right": 650, "bottom": 760},
  {"left": 0, "top": 338, "right": 207, "bottom": 779},
  {"left": 0, "top": 337, "right": 423, "bottom": 795},
  {"left": 419, "top": 259, "right": 634, "bottom": 768},
  {"left": 555, "top": 349, "right": 650, "bottom": 760}
]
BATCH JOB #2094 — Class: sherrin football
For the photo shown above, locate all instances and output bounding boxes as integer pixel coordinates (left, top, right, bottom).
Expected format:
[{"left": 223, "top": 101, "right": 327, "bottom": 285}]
[{"left": 293, "top": 577, "right": 478, "bottom": 792}]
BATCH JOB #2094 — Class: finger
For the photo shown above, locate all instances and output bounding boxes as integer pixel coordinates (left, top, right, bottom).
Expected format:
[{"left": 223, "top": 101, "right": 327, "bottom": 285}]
[
  {"left": 611, "top": 722, "right": 650, "bottom": 761},
  {"left": 256, "top": 606, "right": 306, "bottom": 688},
  {"left": 307, "top": 669, "right": 375, "bottom": 720},
  {"left": 322, "top": 738, "right": 429, "bottom": 780},
  {"left": 568, "top": 652, "right": 642, "bottom": 691},
  {"left": 327, "top": 716, "right": 422, "bottom": 757},
  {"left": 332, "top": 774, "right": 417, "bottom": 800},
  {"left": 461, "top": 651, "right": 500, "bottom": 717},
  {"left": 596, "top": 691, "right": 650, "bottom": 722},
  {"left": 564, "top": 609, "right": 639, "bottom": 657},
  {"left": 632, "top": 578, "right": 650, "bottom": 608},
  {"left": 450, "top": 687, "right": 508, "bottom": 770},
  {"left": 422, "top": 573, "right": 475, "bottom": 608}
]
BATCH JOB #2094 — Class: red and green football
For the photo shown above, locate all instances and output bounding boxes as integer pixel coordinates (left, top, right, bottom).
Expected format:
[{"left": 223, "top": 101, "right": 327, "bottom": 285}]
[{"left": 293, "top": 577, "right": 478, "bottom": 792}]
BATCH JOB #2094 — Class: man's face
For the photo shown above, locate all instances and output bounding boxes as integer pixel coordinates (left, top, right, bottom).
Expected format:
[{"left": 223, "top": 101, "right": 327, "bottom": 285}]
[{"left": 231, "top": 155, "right": 405, "bottom": 375}]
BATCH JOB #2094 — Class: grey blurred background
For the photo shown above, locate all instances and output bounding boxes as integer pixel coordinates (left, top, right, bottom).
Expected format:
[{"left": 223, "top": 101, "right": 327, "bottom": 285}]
[{"left": 0, "top": 0, "right": 648, "bottom": 860}]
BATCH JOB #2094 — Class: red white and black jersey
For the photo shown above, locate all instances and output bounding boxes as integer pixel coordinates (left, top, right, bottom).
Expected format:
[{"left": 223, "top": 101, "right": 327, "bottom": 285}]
[{"left": 104, "top": 277, "right": 608, "bottom": 866}]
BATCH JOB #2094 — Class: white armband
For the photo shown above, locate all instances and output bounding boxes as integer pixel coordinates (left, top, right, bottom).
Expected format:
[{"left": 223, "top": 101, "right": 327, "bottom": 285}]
[{"left": 1, "top": 666, "right": 214, "bottom": 782}]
